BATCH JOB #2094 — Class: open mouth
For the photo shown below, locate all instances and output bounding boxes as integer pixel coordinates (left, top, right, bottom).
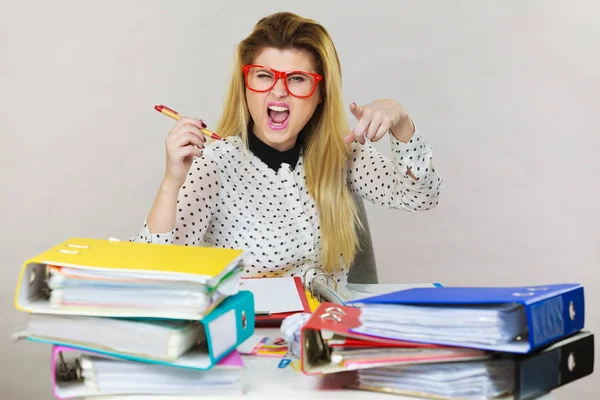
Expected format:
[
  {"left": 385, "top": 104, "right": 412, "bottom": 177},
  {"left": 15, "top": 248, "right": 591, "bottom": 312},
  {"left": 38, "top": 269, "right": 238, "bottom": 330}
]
[{"left": 267, "top": 104, "right": 290, "bottom": 130}]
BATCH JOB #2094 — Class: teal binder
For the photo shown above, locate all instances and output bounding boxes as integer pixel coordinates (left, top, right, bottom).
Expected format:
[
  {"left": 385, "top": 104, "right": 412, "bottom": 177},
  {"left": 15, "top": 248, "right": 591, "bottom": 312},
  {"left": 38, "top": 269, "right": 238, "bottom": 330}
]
[{"left": 25, "top": 290, "right": 255, "bottom": 370}]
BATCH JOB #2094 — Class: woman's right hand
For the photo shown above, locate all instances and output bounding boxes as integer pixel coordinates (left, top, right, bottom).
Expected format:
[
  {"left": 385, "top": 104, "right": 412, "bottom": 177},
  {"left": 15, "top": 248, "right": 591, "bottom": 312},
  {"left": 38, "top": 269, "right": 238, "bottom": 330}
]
[{"left": 162, "top": 117, "right": 206, "bottom": 189}]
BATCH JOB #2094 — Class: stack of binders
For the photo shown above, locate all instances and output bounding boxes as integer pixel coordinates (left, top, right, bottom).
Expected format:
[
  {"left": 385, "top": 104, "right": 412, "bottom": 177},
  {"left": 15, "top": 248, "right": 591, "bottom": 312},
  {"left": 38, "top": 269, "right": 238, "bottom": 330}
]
[
  {"left": 300, "top": 283, "right": 594, "bottom": 399},
  {"left": 12, "top": 237, "right": 256, "bottom": 399}
]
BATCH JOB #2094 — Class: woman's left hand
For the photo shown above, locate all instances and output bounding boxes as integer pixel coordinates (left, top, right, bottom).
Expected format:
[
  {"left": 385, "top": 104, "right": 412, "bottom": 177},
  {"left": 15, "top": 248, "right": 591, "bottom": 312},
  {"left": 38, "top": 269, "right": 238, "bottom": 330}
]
[{"left": 343, "top": 99, "right": 413, "bottom": 144}]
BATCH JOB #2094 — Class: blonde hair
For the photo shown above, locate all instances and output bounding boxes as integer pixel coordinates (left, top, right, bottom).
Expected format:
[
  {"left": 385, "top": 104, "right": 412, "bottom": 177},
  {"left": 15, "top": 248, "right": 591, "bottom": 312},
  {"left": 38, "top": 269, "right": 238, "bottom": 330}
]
[{"left": 215, "top": 12, "right": 361, "bottom": 273}]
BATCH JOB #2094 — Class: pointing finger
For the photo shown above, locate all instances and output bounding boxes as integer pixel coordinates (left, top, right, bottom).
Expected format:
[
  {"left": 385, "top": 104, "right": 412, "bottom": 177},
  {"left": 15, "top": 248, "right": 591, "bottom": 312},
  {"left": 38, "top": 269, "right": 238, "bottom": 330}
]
[{"left": 349, "top": 102, "right": 364, "bottom": 120}]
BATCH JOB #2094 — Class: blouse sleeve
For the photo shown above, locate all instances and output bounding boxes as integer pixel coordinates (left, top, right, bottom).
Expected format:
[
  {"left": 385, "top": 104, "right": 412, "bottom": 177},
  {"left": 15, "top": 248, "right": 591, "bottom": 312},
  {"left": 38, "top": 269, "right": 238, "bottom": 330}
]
[
  {"left": 129, "top": 155, "right": 221, "bottom": 246},
  {"left": 347, "top": 127, "right": 442, "bottom": 211}
]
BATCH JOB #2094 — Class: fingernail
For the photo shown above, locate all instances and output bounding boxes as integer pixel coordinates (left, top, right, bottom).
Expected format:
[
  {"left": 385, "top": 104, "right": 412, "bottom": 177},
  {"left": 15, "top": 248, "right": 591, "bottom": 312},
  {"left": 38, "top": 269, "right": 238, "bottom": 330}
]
[{"left": 201, "top": 122, "right": 207, "bottom": 128}]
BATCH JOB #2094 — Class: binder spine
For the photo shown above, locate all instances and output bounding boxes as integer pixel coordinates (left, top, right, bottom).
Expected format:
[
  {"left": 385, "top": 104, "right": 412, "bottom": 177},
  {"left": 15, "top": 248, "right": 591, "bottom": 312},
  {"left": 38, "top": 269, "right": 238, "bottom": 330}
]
[
  {"left": 203, "top": 290, "right": 255, "bottom": 363},
  {"left": 233, "top": 290, "right": 255, "bottom": 346},
  {"left": 527, "top": 286, "right": 585, "bottom": 349},
  {"left": 515, "top": 332, "right": 594, "bottom": 400}
]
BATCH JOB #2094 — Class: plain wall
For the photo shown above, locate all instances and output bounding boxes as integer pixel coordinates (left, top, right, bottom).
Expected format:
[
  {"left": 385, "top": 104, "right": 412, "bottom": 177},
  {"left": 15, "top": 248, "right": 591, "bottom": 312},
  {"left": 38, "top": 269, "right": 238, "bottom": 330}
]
[{"left": 1, "top": 0, "right": 598, "bottom": 398}]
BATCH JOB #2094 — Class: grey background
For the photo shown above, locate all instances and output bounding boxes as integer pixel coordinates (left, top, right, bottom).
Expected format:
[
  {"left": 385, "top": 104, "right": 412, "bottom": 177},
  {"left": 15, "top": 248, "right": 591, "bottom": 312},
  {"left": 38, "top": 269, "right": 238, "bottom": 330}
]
[{"left": 1, "top": 1, "right": 598, "bottom": 399}]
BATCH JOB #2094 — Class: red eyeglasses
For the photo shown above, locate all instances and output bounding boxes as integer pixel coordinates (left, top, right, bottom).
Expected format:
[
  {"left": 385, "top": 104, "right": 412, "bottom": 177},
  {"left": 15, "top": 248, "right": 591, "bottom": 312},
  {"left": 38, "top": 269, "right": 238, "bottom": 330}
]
[{"left": 242, "top": 64, "right": 323, "bottom": 98}]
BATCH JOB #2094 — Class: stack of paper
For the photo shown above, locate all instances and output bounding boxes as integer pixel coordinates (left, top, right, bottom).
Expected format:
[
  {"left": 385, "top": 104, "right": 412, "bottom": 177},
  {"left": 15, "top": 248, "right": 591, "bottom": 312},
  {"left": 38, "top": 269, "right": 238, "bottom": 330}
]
[
  {"left": 15, "top": 314, "right": 206, "bottom": 362},
  {"left": 51, "top": 346, "right": 244, "bottom": 399},
  {"left": 352, "top": 302, "right": 527, "bottom": 347},
  {"left": 327, "top": 340, "right": 487, "bottom": 369},
  {"left": 355, "top": 360, "right": 515, "bottom": 399},
  {"left": 12, "top": 237, "right": 256, "bottom": 397},
  {"left": 15, "top": 238, "right": 245, "bottom": 319},
  {"left": 46, "top": 265, "right": 233, "bottom": 316}
]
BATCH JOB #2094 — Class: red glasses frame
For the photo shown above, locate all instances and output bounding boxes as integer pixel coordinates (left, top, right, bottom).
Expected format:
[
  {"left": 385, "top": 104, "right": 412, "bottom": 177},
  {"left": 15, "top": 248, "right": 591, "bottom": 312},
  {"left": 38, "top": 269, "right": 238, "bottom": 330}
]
[{"left": 242, "top": 64, "right": 323, "bottom": 98}]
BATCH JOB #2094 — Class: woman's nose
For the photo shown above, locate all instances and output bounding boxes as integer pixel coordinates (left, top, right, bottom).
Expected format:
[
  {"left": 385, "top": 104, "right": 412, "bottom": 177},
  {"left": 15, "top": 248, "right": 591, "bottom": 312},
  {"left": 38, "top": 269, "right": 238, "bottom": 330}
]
[{"left": 271, "top": 78, "right": 288, "bottom": 97}]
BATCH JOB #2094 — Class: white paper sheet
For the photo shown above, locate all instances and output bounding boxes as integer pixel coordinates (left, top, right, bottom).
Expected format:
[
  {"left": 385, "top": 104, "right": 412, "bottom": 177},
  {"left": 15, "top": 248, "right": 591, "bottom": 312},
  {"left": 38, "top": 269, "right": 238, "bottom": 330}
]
[{"left": 239, "top": 278, "right": 304, "bottom": 314}]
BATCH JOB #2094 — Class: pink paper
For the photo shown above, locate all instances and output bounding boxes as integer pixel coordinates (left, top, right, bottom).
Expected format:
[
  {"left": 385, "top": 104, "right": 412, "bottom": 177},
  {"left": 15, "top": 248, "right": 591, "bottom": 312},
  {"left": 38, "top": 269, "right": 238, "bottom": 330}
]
[{"left": 217, "top": 350, "right": 244, "bottom": 367}]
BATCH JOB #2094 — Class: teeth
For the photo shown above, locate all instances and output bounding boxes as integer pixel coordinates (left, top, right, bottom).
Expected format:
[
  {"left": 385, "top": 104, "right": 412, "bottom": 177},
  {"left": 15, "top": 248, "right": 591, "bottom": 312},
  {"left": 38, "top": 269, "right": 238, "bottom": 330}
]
[{"left": 268, "top": 105, "right": 289, "bottom": 112}]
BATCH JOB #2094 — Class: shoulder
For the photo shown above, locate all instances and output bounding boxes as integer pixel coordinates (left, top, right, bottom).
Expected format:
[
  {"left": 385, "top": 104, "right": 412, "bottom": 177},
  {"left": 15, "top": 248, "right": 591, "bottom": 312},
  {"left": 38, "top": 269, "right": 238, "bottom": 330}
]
[{"left": 189, "top": 135, "right": 247, "bottom": 178}]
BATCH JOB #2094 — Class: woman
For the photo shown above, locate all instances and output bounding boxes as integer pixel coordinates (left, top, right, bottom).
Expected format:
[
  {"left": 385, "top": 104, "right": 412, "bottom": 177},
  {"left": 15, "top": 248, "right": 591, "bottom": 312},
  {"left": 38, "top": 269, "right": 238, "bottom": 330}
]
[{"left": 131, "top": 12, "right": 442, "bottom": 285}]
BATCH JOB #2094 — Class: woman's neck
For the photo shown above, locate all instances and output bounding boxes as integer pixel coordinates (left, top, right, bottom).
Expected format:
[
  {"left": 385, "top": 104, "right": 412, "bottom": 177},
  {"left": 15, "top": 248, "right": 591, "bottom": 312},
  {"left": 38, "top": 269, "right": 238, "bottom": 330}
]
[{"left": 247, "top": 129, "right": 302, "bottom": 171}]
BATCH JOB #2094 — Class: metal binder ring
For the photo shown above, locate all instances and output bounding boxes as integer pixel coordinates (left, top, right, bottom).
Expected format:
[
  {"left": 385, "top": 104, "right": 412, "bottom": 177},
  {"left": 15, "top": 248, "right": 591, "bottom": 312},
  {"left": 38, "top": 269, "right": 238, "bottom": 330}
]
[
  {"left": 302, "top": 266, "right": 328, "bottom": 290},
  {"left": 319, "top": 312, "right": 342, "bottom": 322},
  {"left": 324, "top": 306, "right": 345, "bottom": 315},
  {"left": 57, "top": 352, "right": 83, "bottom": 382},
  {"left": 308, "top": 272, "right": 339, "bottom": 302},
  {"left": 310, "top": 272, "right": 339, "bottom": 292}
]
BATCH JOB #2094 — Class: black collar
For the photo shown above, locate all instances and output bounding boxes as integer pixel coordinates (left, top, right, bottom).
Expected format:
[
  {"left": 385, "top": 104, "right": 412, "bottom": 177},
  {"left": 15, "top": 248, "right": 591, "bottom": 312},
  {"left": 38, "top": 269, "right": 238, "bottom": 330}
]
[{"left": 247, "top": 129, "right": 302, "bottom": 172}]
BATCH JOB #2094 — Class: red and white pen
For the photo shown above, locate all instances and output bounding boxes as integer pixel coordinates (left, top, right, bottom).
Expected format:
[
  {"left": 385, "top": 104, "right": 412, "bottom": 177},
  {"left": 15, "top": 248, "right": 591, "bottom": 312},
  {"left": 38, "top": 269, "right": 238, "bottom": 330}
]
[{"left": 154, "top": 105, "right": 222, "bottom": 141}]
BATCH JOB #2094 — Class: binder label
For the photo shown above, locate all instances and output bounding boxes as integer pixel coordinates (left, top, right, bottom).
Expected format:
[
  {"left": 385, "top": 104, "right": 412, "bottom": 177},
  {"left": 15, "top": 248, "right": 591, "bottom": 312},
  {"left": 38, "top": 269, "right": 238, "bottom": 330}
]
[{"left": 208, "top": 309, "right": 237, "bottom": 358}]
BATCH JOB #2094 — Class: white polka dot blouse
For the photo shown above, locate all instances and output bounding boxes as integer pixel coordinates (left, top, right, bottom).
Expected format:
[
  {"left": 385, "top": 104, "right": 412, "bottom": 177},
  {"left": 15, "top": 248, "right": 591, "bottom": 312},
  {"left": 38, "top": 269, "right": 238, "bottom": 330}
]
[{"left": 130, "top": 128, "right": 442, "bottom": 285}]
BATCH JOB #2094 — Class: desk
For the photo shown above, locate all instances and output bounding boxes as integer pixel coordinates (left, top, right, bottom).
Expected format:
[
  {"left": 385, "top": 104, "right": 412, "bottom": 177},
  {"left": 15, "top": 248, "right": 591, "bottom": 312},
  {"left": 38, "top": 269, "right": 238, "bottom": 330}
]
[{"left": 230, "top": 328, "right": 556, "bottom": 400}]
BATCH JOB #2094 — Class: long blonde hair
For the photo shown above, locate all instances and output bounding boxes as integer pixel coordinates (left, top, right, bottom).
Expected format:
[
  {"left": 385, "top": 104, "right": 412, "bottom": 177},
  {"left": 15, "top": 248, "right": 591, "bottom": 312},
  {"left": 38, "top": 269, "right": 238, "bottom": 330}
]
[{"left": 215, "top": 12, "right": 361, "bottom": 273}]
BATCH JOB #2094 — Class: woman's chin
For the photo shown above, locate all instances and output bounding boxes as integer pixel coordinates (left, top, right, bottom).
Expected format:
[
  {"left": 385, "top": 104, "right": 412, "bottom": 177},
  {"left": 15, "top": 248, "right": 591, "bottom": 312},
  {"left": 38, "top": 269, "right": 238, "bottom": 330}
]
[{"left": 262, "top": 130, "right": 298, "bottom": 151}]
